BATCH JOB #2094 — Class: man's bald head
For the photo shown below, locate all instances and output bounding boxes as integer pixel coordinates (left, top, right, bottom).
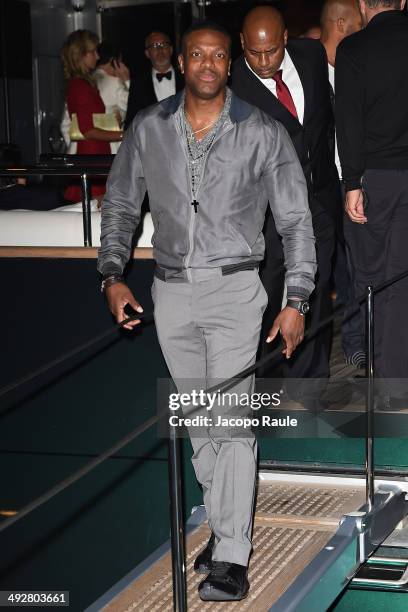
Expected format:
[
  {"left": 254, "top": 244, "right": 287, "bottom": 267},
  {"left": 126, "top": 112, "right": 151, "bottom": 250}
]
[
  {"left": 241, "top": 6, "right": 288, "bottom": 80},
  {"left": 320, "top": 0, "right": 362, "bottom": 40},
  {"left": 242, "top": 6, "right": 286, "bottom": 37}
]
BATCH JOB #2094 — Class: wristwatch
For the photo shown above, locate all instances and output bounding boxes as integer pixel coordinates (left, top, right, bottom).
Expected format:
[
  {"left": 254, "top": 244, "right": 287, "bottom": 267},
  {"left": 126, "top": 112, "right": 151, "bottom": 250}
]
[{"left": 286, "top": 299, "right": 310, "bottom": 316}]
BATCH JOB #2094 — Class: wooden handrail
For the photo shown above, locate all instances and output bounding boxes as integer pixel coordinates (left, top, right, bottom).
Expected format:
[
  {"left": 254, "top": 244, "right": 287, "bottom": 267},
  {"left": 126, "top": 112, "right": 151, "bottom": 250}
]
[{"left": 0, "top": 246, "right": 153, "bottom": 259}]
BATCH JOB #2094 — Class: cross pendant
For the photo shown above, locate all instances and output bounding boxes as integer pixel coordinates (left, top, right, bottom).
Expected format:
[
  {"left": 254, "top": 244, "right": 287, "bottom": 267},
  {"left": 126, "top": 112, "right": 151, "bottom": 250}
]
[{"left": 191, "top": 200, "right": 199, "bottom": 213}]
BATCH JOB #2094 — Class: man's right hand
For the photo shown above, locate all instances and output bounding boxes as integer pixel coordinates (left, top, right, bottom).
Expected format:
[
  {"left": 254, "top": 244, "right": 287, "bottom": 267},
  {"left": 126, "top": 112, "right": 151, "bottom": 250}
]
[
  {"left": 105, "top": 282, "right": 143, "bottom": 330},
  {"left": 345, "top": 188, "right": 367, "bottom": 224}
]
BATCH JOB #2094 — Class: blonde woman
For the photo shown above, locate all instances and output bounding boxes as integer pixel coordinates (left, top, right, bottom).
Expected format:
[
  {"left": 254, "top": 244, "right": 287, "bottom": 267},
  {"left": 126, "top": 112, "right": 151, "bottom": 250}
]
[{"left": 61, "top": 29, "right": 123, "bottom": 201}]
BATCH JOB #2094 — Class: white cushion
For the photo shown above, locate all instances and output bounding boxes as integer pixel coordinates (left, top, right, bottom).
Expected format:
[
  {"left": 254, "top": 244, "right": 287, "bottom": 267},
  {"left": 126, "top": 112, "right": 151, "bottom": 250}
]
[{"left": 0, "top": 209, "right": 154, "bottom": 248}]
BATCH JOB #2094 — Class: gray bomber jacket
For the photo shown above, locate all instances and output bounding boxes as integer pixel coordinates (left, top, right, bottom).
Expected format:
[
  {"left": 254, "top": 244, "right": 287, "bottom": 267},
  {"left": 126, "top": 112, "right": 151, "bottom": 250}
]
[{"left": 97, "top": 89, "right": 316, "bottom": 298}]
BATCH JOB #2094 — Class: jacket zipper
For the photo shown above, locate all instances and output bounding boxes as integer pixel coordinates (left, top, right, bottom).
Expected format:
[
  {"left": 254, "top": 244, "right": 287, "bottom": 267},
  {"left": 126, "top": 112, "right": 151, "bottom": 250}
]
[
  {"left": 173, "top": 115, "right": 195, "bottom": 278},
  {"left": 173, "top": 115, "right": 234, "bottom": 278}
]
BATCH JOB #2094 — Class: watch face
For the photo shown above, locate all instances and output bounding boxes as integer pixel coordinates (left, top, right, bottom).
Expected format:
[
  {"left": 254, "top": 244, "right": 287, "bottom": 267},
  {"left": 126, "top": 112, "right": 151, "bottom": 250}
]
[{"left": 300, "top": 302, "right": 310, "bottom": 314}]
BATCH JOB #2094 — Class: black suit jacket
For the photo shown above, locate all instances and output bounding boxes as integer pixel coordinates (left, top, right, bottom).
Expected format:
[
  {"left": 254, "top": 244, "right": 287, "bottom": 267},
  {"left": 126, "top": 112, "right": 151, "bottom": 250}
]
[
  {"left": 231, "top": 38, "right": 341, "bottom": 248},
  {"left": 125, "top": 65, "right": 184, "bottom": 129}
]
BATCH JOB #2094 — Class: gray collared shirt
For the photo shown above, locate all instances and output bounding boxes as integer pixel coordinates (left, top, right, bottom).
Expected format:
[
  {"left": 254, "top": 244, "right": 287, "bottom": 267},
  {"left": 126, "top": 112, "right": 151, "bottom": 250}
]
[{"left": 177, "top": 88, "right": 232, "bottom": 201}]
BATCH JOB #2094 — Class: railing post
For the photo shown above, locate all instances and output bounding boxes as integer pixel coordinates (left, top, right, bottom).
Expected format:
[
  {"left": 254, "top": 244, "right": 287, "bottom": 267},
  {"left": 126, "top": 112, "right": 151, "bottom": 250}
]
[
  {"left": 0, "top": 1, "right": 11, "bottom": 143},
  {"left": 168, "top": 423, "right": 187, "bottom": 612},
  {"left": 365, "top": 285, "right": 375, "bottom": 510},
  {"left": 80, "top": 173, "right": 92, "bottom": 247}
]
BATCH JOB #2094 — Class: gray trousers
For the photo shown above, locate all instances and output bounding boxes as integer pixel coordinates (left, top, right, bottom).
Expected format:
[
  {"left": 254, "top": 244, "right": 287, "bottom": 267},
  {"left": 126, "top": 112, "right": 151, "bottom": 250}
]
[{"left": 152, "top": 268, "right": 268, "bottom": 566}]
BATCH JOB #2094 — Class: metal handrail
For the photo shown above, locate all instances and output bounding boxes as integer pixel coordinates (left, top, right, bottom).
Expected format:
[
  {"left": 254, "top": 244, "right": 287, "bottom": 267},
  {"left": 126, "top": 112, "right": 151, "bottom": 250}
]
[
  {"left": 0, "top": 165, "right": 111, "bottom": 247},
  {"left": 366, "top": 286, "right": 375, "bottom": 510}
]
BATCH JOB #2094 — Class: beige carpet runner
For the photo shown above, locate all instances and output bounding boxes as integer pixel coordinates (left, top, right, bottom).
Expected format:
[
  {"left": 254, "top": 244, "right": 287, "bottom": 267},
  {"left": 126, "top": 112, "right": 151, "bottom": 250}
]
[{"left": 102, "top": 481, "right": 364, "bottom": 611}]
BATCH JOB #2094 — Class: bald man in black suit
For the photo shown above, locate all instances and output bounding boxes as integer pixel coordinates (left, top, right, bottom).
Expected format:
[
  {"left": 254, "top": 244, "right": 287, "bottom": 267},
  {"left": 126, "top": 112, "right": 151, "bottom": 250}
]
[{"left": 231, "top": 6, "right": 340, "bottom": 404}]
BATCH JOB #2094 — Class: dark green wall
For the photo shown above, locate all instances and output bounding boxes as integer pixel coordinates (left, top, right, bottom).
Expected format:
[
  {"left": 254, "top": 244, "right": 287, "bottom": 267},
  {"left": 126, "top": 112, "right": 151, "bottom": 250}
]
[
  {"left": 0, "top": 257, "right": 201, "bottom": 611},
  {"left": 332, "top": 589, "right": 408, "bottom": 611}
]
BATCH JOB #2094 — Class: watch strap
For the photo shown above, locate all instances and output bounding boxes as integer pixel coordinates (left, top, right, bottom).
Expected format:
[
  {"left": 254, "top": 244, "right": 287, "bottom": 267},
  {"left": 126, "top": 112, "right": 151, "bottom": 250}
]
[{"left": 286, "top": 299, "right": 310, "bottom": 315}]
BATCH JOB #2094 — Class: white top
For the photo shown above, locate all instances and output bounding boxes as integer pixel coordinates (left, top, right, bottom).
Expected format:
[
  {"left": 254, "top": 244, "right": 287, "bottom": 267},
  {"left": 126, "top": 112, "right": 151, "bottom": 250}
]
[
  {"left": 152, "top": 66, "right": 176, "bottom": 101},
  {"left": 245, "top": 50, "right": 304, "bottom": 124},
  {"left": 60, "top": 105, "right": 75, "bottom": 153},
  {"left": 328, "top": 63, "right": 342, "bottom": 179},
  {"left": 94, "top": 68, "right": 130, "bottom": 154},
  {"left": 94, "top": 68, "right": 130, "bottom": 119}
]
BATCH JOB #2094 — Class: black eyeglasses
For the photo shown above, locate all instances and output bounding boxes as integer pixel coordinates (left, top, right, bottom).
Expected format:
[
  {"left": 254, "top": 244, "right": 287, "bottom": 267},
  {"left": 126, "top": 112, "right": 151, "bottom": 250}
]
[{"left": 145, "top": 42, "right": 171, "bottom": 50}]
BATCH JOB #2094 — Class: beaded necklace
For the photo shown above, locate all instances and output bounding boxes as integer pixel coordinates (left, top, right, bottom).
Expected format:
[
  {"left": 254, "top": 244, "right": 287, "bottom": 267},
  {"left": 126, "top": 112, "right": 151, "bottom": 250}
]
[
  {"left": 184, "top": 89, "right": 231, "bottom": 214},
  {"left": 186, "top": 125, "right": 218, "bottom": 213}
]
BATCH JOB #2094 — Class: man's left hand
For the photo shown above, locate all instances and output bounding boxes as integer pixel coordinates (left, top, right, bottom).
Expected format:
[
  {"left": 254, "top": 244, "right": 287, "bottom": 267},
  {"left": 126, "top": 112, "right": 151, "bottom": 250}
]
[{"left": 266, "top": 307, "right": 305, "bottom": 359}]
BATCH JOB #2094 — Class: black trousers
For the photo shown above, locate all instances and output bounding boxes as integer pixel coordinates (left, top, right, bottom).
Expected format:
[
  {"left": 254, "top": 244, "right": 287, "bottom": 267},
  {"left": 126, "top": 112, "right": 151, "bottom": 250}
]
[
  {"left": 258, "top": 207, "right": 335, "bottom": 394},
  {"left": 344, "top": 169, "right": 408, "bottom": 380}
]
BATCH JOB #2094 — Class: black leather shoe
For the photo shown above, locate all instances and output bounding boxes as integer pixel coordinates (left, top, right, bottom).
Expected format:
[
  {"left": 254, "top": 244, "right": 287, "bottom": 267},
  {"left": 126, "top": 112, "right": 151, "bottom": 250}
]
[
  {"left": 198, "top": 562, "right": 249, "bottom": 601},
  {"left": 194, "top": 532, "right": 216, "bottom": 574}
]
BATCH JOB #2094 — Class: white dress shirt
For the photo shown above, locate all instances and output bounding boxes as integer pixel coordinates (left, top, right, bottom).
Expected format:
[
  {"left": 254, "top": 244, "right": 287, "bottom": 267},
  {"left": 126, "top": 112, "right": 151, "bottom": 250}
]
[
  {"left": 245, "top": 50, "right": 305, "bottom": 124},
  {"left": 152, "top": 66, "right": 176, "bottom": 101},
  {"left": 328, "top": 63, "right": 342, "bottom": 179}
]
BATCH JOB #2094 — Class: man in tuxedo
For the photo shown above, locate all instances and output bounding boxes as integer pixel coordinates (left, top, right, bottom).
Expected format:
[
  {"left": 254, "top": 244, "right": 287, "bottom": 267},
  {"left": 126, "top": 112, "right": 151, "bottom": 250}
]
[
  {"left": 320, "top": 0, "right": 365, "bottom": 368},
  {"left": 336, "top": 0, "right": 408, "bottom": 402},
  {"left": 231, "top": 6, "right": 339, "bottom": 401},
  {"left": 125, "top": 31, "right": 183, "bottom": 127}
]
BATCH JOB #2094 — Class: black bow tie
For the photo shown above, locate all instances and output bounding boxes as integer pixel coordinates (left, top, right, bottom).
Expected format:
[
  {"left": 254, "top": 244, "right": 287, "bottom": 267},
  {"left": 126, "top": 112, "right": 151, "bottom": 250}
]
[{"left": 156, "top": 71, "right": 172, "bottom": 82}]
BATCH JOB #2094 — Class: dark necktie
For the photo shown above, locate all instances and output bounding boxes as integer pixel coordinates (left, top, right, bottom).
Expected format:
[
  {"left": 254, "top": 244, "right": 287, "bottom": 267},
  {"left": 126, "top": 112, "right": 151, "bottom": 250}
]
[
  {"left": 156, "top": 71, "right": 172, "bottom": 82},
  {"left": 272, "top": 69, "right": 298, "bottom": 119}
]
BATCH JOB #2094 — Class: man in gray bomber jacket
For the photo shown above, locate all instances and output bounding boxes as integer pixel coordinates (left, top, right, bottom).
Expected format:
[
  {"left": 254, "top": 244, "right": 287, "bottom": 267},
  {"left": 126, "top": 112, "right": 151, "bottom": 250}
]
[{"left": 97, "top": 21, "right": 316, "bottom": 602}]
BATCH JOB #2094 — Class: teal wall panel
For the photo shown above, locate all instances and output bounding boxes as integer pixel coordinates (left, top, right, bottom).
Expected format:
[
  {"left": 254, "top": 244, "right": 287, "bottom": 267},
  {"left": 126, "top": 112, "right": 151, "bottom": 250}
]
[
  {"left": 259, "top": 438, "right": 408, "bottom": 470},
  {"left": 332, "top": 589, "right": 408, "bottom": 610}
]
